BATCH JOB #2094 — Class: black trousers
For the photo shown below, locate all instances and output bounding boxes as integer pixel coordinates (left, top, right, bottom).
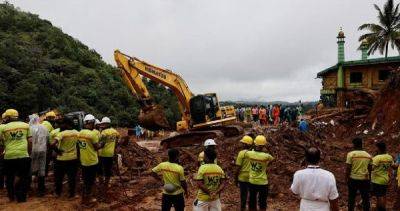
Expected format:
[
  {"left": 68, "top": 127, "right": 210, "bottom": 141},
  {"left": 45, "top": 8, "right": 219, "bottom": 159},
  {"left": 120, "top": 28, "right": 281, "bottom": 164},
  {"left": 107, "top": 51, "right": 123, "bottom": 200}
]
[
  {"left": 249, "top": 183, "right": 268, "bottom": 210},
  {"left": 161, "top": 193, "right": 185, "bottom": 211},
  {"left": 348, "top": 178, "right": 370, "bottom": 211},
  {"left": 55, "top": 159, "right": 78, "bottom": 196},
  {"left": 239, "top": 181, "right": 249, "bottom": 210},
  {"left": 98, "top": 157, "right": 113, "bottom": 178},
  {"left": 4, "top": 157, "right": 31, "bottom": 202},
  {"left": 81, "top": 164, "right": 97, "bottom": 196},
  {"left": 0, "top": 157, "right": 4, "bottom": 189}
]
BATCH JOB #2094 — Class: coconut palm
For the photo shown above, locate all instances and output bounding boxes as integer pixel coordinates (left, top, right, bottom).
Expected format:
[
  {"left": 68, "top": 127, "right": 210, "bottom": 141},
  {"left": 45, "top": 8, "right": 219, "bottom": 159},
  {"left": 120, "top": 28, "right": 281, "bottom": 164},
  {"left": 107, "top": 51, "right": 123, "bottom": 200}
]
[{"left": 358, "top": 0, "right": 400, "bottom": 57}]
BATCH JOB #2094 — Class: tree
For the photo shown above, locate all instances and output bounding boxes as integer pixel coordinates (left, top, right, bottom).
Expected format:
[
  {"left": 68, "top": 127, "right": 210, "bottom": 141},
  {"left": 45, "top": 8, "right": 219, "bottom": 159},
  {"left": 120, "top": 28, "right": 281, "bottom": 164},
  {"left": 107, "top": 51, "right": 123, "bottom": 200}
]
[{"left": 358, "top": 0, "right": 400, "bottom": 57}]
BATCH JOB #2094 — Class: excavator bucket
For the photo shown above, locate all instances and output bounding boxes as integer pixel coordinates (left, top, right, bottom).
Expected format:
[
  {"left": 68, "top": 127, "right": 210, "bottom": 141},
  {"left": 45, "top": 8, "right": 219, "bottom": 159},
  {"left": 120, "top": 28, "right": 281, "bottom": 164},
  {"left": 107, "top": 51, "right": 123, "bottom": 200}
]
[{"left": 138, "top": 105, "right": 170, "bottom": 130}]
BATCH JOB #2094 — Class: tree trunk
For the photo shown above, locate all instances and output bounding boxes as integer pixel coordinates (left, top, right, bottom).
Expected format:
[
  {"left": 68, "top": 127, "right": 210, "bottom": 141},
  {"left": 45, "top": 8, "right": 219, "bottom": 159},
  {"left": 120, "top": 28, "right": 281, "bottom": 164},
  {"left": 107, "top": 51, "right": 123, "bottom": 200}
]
[{"left": 385, "top": 42, "right": 389, "bottom": 58}]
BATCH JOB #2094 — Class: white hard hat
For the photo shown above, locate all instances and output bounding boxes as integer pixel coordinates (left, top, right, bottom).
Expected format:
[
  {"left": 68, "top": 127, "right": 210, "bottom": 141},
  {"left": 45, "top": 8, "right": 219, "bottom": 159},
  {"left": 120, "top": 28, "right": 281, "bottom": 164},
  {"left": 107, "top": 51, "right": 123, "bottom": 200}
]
[
  {"left": 83, "top": 114, "right": 95, "bottom": 122},
  {"left": 95, "top": 119, "right": 100, "bottom": 125},
  {"left": 204, "top": 139, "right": 217, "bottom": 146},
  {"left": 101, "top": 117, "right": 111, "bottom": 124}
]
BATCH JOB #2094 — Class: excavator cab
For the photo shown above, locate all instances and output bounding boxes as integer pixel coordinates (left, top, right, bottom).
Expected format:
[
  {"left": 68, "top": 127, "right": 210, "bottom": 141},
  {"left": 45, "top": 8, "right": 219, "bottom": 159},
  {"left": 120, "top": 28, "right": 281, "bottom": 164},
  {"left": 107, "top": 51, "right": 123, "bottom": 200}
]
[{"left": 189, "top": 93, "right": 220, "bottom": 124}]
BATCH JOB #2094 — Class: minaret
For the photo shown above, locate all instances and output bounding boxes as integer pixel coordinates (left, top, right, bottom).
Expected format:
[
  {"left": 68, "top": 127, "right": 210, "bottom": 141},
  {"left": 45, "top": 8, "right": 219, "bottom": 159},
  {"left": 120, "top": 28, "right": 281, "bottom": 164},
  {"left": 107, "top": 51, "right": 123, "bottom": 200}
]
[
  {"left": 336, "top": 28, "right": 345, "bottom": 108},
  {"left": 361, "top": 39, "right": 368, "bottom": 60},
  {"left": 337, "top": 28, "right": 345, "bottom": 89},
  {"left": 337, "top": 28, "right": 345, "bottom": 63}
]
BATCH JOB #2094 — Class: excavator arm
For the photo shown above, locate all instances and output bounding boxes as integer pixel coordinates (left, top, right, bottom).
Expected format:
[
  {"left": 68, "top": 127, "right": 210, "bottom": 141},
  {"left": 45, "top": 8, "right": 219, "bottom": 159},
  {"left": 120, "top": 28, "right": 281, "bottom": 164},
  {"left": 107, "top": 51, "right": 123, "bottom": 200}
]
[{"left": 114, "top": 50, "right": 194, "bottom": 130}]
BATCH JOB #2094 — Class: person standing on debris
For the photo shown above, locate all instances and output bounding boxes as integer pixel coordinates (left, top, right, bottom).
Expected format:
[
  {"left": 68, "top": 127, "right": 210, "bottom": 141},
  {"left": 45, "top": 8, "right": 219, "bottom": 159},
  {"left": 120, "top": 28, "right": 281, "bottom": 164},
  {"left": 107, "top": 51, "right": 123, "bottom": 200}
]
[
  {"left": 42, "top": 111, "right": 56, "bottom": 132},
  {"left": 298, "top": 119, "right": 309, "bottom": 133},
  {"left": 0, "top": 112, "right": 8, "bottom": 190},
  {"left": 194, "top": 148, "right": 226, "bottom": 211},
  {"left": 97, "top": 117, "right": 120, "bottom": 193},
  {"left": 134, "top": 124, "right": 142, "bottom": 140},
  {"left": 247, "top": 135, "right": 274, "bottom": 211},
  {"left": 251, "top": 106, "right": 259, "bottom": 123},
  {"left": 51, "top": 117, "right": 79, "bottom": 198},
  {"left": 291, "top": 147, "right": 339, "bottom": 211},
  {"left": 239, "top": 107, "right": 245, "bottom": 122},
  {"left": 370, "top": 142, "right": 394, "bottom": 211},
  {"left": 245, "top": 107, "right": 252, "bottom": 123},
  {"left": 346, "top": 137, "right": 372, "bottom": 211},
  {"left": 273, "top": 105, "right": 281, "bottom": 126},
  {"left": 234, "top": 135, "right": 254, "bottom": 211},
  {"left": 29, "top": 114, "right": 49, "bottom": 197},
  {"left": 198, "top": 139, "right": 217, "bottom": 166},
  {"left": 259, "top": 106, "right": 267, "bottom": 126},
  {"left": 152, "top": 148, "right": 187, "bottom": 211},
  {"left": 78, "top": 114, "right": 105, "bottom": 206},
  {"left": 0, "top": 109, "right": 32, "bottom": 202}
]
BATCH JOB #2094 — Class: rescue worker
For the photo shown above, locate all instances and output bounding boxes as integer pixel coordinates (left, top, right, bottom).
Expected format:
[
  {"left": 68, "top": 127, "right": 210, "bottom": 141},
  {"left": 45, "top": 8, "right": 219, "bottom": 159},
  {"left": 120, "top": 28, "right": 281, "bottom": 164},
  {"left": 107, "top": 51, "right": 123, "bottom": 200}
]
[
  {"left": 234, "top": 135, "right": 254, "bottom": 211},
  {"left": 78, "top": 114, "right": 105, "bottom": 206},
  {"left": 134, "top": 124, "right": 142, "bottom": 140},
  {"left": 198, "top": 139, "right": 217, "bottom": 166},
  {"left": 29, "top": 114, "right": 49, "bottom": 196},
  {"left": 245, "top": 107, "right": 252, "bottom": 123},
  {"left": 46, "top": 119, "right": 61, "bottom": 177},
  {"left": 346, "top": 137, "right": 371, "bottom": 211},
  {"left": 371, "top": 142, "right": 394, "bottom": 211},
  {"left": 98, "top": 117, "right": 120, "bottom": 193},
  {"left": 194, "top": 148, "right": 226, "bottom": 211},
  {"left": 0, "top": 109, "right": 32, "bottom": 202},
  {"left": 51, "top": 117, "right": 79, "bottom": 198},
  {"left": 152, "top": 148, "right": 188, "bottom": 211},
  {"left": 94, "top": 119, "right": 101, "bottom": 138},
  {"left": 247, "top": 135, "right": 274, "bottom": 211},
  {"left": 0, "top": 112, "right": 9, "bottom": 189},
  {"left": 42, "top": 111, "right": 56, "bottom": 132}
]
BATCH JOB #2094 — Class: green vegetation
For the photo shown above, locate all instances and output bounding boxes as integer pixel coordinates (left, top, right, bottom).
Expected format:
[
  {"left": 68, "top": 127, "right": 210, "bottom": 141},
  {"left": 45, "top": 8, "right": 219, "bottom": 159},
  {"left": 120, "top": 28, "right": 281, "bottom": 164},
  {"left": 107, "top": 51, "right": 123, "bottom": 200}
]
[
  {"left": 0, "top": 3, "right": 180, "bottom": 127},
  {"left": 359, "top": 0, "right": 400, "bottom": 57}
]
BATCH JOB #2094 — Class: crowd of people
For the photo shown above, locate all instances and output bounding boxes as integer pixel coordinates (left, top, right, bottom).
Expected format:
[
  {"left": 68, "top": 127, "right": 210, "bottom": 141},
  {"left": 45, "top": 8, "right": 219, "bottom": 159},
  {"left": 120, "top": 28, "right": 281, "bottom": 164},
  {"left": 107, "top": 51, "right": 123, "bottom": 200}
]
[
  {"left": 152, "top": 136, "right": 400, "bottom": 211},
  {"left": 0, "top": 107, "right": 399, "bottom": 211},
  {"left": 235, "top": 104, "right": 304, "bottom": 127},
  {"left": 0, "top": 109, "right": 120, "bottom": 207}
]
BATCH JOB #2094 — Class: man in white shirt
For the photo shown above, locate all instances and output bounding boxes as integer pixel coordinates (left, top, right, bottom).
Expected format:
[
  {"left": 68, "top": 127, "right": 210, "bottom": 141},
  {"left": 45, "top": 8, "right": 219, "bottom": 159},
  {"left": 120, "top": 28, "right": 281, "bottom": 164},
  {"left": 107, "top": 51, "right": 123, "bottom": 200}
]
[{"left": 290, "top": 147, "right": 339, "bottom": 211}]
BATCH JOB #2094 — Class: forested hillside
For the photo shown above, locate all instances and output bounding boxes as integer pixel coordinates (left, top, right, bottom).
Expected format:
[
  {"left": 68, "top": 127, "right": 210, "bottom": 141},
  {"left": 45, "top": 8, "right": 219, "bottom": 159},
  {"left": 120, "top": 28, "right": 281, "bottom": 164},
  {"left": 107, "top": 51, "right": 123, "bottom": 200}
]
[{"left": 0, "top": 3, "right": 180, "bottom": 126}]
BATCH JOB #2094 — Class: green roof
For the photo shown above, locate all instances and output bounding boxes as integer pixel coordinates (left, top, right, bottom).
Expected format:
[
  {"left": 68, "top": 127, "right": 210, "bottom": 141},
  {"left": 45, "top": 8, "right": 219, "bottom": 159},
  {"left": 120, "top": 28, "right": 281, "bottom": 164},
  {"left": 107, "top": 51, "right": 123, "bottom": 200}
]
[{"left": 317, "top": 56, "right": 400, "bottom": 77}]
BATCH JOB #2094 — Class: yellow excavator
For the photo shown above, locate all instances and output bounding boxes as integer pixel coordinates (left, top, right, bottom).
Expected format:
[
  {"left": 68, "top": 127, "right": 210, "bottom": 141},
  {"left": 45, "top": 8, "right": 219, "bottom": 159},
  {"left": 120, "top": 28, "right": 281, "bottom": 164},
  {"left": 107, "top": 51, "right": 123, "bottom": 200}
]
[{"left": 114, "top": 50, "right": 243, "bottom": 148}]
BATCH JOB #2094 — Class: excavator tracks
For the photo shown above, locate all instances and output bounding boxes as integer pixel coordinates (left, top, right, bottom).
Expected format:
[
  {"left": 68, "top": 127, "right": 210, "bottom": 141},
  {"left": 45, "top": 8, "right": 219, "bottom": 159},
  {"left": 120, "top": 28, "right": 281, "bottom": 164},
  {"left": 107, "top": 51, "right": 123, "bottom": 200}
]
[{"left": 160, "top": 125, "right": 244, "bottom": 149}]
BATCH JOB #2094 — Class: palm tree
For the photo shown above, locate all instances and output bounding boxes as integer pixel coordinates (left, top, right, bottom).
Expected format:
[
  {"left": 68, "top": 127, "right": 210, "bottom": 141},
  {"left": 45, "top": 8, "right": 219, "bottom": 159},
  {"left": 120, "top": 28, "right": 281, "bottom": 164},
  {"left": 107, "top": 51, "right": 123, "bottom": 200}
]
[{"left": 358, "top": 0, "right": 400, "bottom": 58}]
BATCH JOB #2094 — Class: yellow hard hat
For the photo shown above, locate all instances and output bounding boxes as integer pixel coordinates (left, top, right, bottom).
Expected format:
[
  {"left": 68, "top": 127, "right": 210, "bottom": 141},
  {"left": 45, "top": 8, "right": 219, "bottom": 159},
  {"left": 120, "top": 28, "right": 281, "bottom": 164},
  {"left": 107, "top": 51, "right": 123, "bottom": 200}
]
[
  {"left": 254, "top": 135, "right": 267, "bottom": 146},
  {"left": 5, "top": 109, "right": 18, "bottom": 118},
  {"left": 240, "top": 135, "right": 253, "bottom": 145},
  {"left": 46, "top": 111, "right": 56, "bottom": 118},
  {"left": 1, "top": 112, "right": 6, "bottom": 119}
]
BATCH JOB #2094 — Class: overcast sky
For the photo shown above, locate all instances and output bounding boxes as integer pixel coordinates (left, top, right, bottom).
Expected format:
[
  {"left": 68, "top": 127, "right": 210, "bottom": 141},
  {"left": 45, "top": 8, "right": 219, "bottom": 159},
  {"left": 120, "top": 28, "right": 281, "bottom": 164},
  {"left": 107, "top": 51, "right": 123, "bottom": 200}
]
[{"left": 6, "top": 0, "right": 398, "bottom": 102}]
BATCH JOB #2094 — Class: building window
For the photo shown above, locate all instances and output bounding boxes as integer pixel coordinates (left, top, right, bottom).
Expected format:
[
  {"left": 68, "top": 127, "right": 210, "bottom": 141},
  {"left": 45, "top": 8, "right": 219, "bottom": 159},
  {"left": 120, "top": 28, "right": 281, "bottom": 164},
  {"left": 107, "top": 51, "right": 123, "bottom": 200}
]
[
  {"left": 350, "top": 72, "right": 363, "bottom": 84},
  {"left": 379, "top": 70, "right": 390, "bottom": 81}
]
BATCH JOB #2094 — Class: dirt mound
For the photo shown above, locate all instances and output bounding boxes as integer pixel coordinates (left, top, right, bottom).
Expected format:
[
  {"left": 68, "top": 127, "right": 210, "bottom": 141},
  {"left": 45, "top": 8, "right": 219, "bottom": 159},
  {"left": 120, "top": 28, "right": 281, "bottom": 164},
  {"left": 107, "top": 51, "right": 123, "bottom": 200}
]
[{"left": 368, "top": 69, "right": 400, "bottom": 133}]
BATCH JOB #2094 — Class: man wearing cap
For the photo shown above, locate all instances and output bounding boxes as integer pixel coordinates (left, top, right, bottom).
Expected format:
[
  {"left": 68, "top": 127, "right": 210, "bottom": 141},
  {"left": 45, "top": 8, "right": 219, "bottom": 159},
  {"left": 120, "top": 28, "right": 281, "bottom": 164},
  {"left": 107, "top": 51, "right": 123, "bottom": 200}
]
[
  {"left": 198, "top": 139, "right": 218, "bottom": 166},
  {"left": 78, "top": 114, "right": 105, "bottom": 206},
  {"left": 152, "top": 148, "right": 187, "bottom": 211},
  {"left": 51, "top": 117, "right": 79, "bottom": 198},
  {"left": 42, "top": 111, "right": 56, "bottom": 132},
  {"left": 0, "top": 109, "right": 32, "bottom": 202},
  {"left": 194, "top": 148, "right": 226, "bottom": 211},
  {"left": 346, "top": 137, "right": 371, "bottom": 211},
  {"left": 247, "top": 135, "right": 274, "bottom": 211},
  {"left": 235, "top": 135, "right": 254, "bottom": 210},
  {"left": 98, "top": 117, "right": 120, "bottom": 193},
  {"left": 291, "top": 147, "right": 339, "bottom": 211}
]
